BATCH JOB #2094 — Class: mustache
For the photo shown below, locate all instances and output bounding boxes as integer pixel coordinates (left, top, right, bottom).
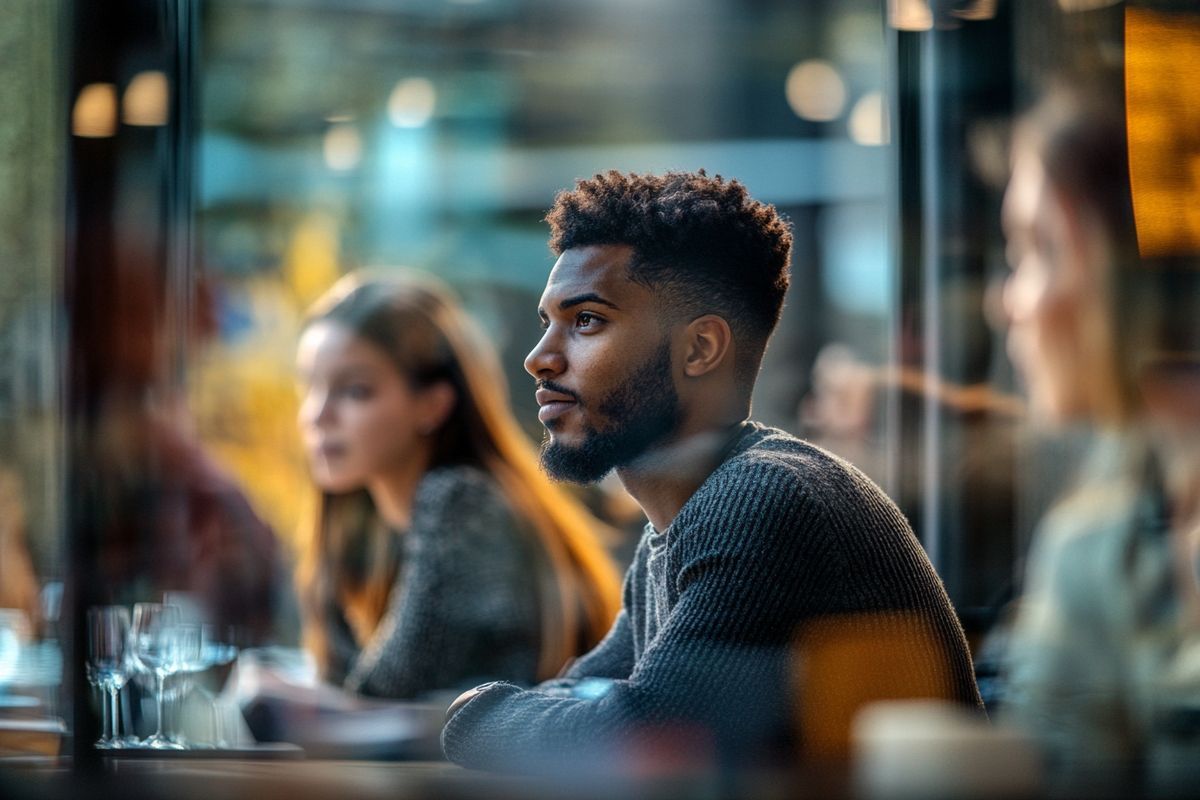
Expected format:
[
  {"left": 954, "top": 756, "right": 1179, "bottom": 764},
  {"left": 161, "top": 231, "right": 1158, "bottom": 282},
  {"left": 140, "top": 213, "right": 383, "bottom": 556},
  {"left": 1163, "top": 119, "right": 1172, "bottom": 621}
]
[{"left": 536, "top": 379, "right": 581, "bottom": 403}]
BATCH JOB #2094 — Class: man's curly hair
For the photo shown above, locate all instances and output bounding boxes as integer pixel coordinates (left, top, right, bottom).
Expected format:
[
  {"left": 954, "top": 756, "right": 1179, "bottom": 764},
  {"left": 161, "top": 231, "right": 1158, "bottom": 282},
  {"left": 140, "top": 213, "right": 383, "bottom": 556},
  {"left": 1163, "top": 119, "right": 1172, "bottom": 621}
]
[{"left": 545, "top": 170, "right": 792, "bottom": 386}]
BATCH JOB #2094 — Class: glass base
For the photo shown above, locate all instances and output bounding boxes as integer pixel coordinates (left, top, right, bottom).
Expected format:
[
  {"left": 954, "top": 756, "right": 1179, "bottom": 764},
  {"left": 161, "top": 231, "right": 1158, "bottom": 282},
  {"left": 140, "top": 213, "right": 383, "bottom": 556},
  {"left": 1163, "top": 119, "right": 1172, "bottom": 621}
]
[
  {"left": 97, "top": 739, "right": 137, "bottom": 749},
  {"left": 140, "top": 734, "right": 185, "bottom": 750}
]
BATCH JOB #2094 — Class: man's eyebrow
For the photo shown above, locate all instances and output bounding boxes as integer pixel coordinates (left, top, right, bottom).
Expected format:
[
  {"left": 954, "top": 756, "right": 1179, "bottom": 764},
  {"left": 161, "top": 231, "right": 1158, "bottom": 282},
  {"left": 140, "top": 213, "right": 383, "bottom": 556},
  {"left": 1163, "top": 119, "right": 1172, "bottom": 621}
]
[{"left": 558, "top": 292, "right": 620, "bottom": 311}]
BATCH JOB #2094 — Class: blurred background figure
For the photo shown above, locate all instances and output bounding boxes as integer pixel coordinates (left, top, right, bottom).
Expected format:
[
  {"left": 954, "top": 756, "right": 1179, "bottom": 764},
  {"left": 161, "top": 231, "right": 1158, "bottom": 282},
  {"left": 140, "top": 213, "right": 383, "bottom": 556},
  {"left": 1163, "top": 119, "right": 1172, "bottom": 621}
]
[
  {"left": 800, "top": 341, "right": 1022, "bottom": 670},
  {"left": 0, "top": 468, "right": 41, "bottom": 635},
  {"left": 294, "top": 270, "right": 621, "bottom": 699},
  {"left": 85, "top": 249, "right": 293, "bottom": 647},
  {"left": 999, "top": 75, "right": 1200, "bottom": 785}
]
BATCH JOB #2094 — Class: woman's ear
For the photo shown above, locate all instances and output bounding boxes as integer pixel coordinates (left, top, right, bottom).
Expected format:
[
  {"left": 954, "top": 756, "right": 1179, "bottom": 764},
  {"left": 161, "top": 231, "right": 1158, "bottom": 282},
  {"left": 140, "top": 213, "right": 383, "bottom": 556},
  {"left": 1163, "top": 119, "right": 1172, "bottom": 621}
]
[
  {"left": 419, "top": 381, "right": 457, "bottom": 435},
  {"left": 681, "top": 315, "right": 733, "bottom": 378}
]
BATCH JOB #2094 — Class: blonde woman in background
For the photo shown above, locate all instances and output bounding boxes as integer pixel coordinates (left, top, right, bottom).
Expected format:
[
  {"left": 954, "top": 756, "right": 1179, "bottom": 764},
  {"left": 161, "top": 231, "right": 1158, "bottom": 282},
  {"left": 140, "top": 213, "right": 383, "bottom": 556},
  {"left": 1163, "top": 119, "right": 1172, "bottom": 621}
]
[
  {"left": 1000, "top": 78, "right": 1200, "bottom": 782},
  {"left": 295, "top": 270, "right": 621, "bottom": 699}
]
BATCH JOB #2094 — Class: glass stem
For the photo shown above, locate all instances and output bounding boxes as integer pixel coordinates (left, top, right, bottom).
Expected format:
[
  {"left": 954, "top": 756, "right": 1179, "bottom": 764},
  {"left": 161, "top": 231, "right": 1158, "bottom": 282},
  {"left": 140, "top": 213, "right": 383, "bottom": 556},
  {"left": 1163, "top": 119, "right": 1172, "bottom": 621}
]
[
  {"left": 110, "top": 687, "right": 121, "bottom": 742},
  {"left": 154, "top": 673, "right": 166, "bottom": 740},
  {"left": 99, "top": 685, "right": 111, "bottom": 744}
]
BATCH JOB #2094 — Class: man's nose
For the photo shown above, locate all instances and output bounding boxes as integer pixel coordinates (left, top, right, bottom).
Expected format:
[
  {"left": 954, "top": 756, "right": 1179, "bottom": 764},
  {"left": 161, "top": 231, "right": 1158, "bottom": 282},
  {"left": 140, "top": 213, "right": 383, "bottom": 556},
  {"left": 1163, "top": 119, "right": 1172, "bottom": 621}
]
[{"left": 524, "top": 330, "right": 566, "bottom": 379}]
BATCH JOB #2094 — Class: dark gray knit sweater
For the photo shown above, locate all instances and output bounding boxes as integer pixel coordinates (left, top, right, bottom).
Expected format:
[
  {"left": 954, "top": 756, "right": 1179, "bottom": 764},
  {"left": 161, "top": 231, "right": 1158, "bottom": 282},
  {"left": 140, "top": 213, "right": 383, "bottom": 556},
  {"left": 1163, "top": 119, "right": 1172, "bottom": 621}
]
[
  {"left": 329, "top": 466, "right": 543, "bottom": 698},
  {"left": 442, "top": 423, "right": 981, "bottom": 769}
]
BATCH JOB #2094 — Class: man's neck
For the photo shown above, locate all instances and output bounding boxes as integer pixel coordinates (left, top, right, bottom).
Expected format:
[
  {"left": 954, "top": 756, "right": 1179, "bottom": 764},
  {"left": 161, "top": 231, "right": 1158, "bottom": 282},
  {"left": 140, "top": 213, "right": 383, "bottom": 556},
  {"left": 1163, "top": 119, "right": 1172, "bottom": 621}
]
[{"left": 617, "top": 418, "right": 751, "bottom": 532}]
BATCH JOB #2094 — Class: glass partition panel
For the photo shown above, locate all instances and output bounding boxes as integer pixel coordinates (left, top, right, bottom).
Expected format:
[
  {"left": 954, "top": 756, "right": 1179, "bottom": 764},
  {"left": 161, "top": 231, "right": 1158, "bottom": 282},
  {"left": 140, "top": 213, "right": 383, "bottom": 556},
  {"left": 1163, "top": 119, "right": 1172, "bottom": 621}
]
[{"left": 0, "top": 0, "right": 66, "bottom": 759}]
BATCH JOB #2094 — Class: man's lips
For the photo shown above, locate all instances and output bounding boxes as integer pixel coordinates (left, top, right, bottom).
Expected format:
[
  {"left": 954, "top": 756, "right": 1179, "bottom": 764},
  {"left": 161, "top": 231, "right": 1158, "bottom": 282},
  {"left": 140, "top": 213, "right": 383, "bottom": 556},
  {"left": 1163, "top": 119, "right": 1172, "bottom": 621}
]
[{"left": 535, "top": 387, "right": 578, "bottom": 424}]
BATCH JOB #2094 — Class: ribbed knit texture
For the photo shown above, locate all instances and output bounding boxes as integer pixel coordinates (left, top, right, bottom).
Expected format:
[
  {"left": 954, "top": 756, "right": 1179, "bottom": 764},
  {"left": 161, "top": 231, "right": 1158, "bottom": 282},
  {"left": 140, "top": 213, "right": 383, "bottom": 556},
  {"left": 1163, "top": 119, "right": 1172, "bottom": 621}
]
[
  {"left": 331, "top": 466, "right": 542, "bottom": 699},
  {"left": 442, "top": 423, "right": 981, "bottom": 770}
]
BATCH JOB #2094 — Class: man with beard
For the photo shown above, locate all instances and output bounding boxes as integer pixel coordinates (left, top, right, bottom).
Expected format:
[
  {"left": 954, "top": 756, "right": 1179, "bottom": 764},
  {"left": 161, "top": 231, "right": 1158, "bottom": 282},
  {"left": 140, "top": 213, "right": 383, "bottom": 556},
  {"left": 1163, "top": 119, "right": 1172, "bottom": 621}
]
[{"left": 442, "top": 170, "right": 982, "bottom": 772}]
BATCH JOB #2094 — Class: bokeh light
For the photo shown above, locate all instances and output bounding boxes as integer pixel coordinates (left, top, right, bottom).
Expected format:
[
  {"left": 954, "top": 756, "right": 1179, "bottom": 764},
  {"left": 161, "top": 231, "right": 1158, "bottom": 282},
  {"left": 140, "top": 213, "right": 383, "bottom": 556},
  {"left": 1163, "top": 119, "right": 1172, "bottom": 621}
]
[
  {"left": 122, "top": 70, "right": 169, "bottom": 126},
  {"left": 387, "top": 78, "right": 437, "bottom": 129},
  {"left": 848, "top": 91, "right": 889, "bottom": 146},
  {"left": 888, "top": 0, "right": 933, "bottom": 31},
  {"left": 323, "top": 122, "right": 362, "bottom": 171},
  {"left": 72, "top": 82, "right": 118, "bottom": 137},
  {"left": 785, "top": 60, "right": 847, "bottom": 122}
]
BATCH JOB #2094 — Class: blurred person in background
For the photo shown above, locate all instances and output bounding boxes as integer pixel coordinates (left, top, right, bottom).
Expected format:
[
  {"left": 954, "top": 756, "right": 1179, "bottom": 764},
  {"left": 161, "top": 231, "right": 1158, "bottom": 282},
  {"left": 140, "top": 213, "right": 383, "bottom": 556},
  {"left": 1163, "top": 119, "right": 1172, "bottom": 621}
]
[
  {"left": 294, "top": 271, "right": 621, "bottom": 700},
  {"left": 0, "top": 467, "right": 40, "bottom": 636},
  {"left": 799, "top": 341, "right": 1023, "bottom": 702},
  {"left": 1000, "top": 77, "right": 1200, "bottom": 781},
  {"left": 442, "top": 171, "right": 981, "bottom": 773},
  {"left": 89, "top": 251, "right": 290, "bottom": 647}
]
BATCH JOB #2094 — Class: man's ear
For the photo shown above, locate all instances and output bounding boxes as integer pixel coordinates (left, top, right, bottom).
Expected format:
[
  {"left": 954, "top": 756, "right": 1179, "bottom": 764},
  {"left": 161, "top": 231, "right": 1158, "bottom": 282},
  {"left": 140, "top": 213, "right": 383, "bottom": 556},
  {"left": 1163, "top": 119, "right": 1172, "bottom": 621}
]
[{"left": 681, "top": 315, "right": 733, "bottom": 378}]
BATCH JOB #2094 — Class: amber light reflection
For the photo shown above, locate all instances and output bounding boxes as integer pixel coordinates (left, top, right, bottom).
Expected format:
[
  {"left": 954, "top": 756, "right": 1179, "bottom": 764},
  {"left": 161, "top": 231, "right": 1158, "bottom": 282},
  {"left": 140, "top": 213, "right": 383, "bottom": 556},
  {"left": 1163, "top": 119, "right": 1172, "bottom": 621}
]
[
  {"left": 1125, "top": 7, "right": 1200, "bottom": 259},
  {"left": 792, "top": 613, "right": 953, "bottom": 760}
]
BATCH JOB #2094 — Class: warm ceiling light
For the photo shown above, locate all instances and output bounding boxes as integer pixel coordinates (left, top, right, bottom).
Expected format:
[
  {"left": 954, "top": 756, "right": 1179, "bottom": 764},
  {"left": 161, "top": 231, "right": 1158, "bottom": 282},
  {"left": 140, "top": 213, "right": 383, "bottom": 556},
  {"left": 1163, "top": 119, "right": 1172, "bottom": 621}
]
[
  {"left": 888, "top": 0, "right": 933, "bottom": 30},
  {"left": 122, "top": 70, "right": 169, "bottom": 126},
  {"left": 785, "top": 60, "right": 847, "bottom": 122},
  {"left": 72, "top": 83, "right": 118, "bottom": 137},
  {"left": 849, "top": 91, "right": 889, "bottom": 146},
  {"left": 387, "top": 78, "right": 436, "bottom": 128},
  {"left": 323, "top": 123, "right": 362, "bottom": 171}
]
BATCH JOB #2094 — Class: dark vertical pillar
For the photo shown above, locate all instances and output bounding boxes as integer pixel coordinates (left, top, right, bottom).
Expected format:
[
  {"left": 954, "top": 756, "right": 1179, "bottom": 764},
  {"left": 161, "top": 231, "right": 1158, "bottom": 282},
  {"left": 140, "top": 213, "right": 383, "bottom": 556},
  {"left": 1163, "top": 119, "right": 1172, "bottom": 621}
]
[
  {"left": 887, "top": 3, "right": 1016, "bottom": 622},
  {"left": 64, "top": 0, "right": 194, "bottom": 771},
  {"left": 64, "top": 0, "right": 120, "bottom": 771}
]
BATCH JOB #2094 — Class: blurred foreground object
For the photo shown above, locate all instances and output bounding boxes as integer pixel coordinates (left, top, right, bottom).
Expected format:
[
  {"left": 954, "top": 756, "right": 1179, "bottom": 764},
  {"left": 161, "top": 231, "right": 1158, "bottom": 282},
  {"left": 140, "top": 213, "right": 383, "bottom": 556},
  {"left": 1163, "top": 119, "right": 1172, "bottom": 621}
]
[
  {"left": 999, "top": 65, "right": 1200, "bottom": 790},
  {"left": 854, "top": 699, "right": 1041, "bottom": 799},
  {"left": 794, "top": 612, "right": 971, "bottom": 761},
  {"left": 0, "top": 717, "right": 65, "bottom": 759},
  {"left": 232, "top": 647, "right": 443, "bottom": 759}
]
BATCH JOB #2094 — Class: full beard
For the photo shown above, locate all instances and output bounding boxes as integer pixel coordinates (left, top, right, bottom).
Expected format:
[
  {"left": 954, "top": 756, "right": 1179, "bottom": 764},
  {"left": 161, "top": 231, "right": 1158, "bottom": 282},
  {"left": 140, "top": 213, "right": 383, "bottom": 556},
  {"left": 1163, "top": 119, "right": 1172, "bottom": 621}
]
[{"left": 540, "top": 342, "right": 680, "bottom": 484}]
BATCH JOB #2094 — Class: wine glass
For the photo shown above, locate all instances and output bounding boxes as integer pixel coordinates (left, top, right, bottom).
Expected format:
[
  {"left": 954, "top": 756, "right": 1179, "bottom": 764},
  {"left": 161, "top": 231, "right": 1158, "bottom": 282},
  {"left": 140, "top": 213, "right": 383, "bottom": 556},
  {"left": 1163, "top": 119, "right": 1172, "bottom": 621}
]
[
  {"left": 130, "top": 603, "right": 182, "bottom": 749},
  {"left": 197, "top": 625, "right": 239, "bottom": 749},
  {"left": 168, "top": 623, "right": 202, "bottom": 747},
  {"left": 86, "top": 606, "right": 130, "bottom": 749}
]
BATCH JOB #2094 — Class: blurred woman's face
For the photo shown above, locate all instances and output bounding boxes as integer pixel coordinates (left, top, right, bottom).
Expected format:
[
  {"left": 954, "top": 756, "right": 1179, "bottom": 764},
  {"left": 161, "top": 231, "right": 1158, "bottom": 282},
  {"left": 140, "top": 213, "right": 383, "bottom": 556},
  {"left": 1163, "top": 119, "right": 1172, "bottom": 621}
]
[
  {"left": 1001, "top": 147, "right": 1104, "bottom": 423},
  {"left": 296, "top": 321, "right": 428, "bottom": 493}
]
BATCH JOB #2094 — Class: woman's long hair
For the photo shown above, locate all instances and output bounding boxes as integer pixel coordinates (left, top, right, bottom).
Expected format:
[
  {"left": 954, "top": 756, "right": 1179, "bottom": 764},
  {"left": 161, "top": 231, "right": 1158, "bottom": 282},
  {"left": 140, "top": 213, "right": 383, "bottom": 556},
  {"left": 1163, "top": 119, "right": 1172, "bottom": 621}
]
[
  {"left": 1018, "top": 77, "right": 1200, "bottom": 428},
  {"left": 295, "top": 270, "right": 622, "bottom": 682}
]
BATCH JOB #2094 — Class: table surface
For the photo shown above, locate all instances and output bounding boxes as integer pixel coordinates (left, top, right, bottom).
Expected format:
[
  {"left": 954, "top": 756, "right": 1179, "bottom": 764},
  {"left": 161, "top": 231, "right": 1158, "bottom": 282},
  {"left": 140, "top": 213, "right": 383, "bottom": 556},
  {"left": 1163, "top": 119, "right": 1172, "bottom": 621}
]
[{"left": 2, "top": 756, "right": 821, "bottom": 800}]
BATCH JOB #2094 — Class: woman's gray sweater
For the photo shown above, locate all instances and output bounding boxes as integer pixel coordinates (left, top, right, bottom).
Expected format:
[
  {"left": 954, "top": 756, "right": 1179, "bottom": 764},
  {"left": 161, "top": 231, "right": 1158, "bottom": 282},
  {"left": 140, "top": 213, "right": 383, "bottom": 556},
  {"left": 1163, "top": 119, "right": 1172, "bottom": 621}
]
[
  {"left": 329, "top": 466, "right": 543, "bottom": 699},
  {"left": 442, "top": 423, "right": 981, "bottom": 769}
]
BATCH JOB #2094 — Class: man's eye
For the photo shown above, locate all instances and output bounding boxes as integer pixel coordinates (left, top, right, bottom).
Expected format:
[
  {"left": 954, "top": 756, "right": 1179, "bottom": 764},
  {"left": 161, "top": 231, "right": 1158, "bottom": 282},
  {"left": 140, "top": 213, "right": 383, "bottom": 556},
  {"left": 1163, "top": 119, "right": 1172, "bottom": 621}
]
[
  {"left": 576, "top": 312, "right": 600, "bottom": 329},
  {"left": 343, "top": 384, "right": 373, "bottom": 400}
]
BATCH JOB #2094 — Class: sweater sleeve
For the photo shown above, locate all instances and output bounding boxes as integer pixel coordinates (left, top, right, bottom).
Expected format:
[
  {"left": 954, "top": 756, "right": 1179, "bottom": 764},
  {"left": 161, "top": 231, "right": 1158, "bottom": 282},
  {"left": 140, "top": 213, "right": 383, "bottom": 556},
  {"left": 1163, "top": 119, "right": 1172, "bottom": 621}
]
[
  {"left": 547, "top": 609, "right": 635, "bottom": 685},
  {"left": 549, "top": 534, "right": 646, "bottom": 684},
  {"left": 441, "top": 459, "right": 821, "bottom": 770},
  {"left": 345, "top": 467, "right": 540, "bottom": 698}
]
